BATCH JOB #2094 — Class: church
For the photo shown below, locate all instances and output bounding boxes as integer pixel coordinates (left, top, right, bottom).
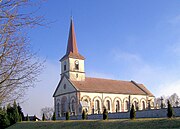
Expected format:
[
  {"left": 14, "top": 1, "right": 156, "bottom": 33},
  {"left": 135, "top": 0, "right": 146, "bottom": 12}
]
[{"left": 53, "top": 19, "right": 155, "bottom": 118}]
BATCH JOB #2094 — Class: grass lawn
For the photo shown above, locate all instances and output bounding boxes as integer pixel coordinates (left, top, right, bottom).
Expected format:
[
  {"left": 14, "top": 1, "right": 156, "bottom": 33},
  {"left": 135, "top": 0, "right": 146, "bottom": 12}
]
[{"left": 6, "top": 118, "right": 180, "bottom": 129}]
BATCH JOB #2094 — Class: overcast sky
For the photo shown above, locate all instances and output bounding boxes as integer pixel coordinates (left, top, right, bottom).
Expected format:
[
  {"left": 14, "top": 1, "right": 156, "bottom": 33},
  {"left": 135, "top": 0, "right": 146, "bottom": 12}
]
[{"left": 21, "top": 0, "right": 180, "bottom": 118}]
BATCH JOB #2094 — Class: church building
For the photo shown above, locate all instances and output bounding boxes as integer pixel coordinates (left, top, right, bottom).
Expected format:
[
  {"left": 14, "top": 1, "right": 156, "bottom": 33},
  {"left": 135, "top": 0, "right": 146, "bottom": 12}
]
[{"left": 53, "top": 19, "right": 154, "bottom": 118}]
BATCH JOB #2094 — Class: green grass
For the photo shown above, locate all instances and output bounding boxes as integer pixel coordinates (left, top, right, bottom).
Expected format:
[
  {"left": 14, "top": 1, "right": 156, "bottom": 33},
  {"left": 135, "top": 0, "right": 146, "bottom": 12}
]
[{"left": 6, "top": 118, "right": 180, "bottom": 129}]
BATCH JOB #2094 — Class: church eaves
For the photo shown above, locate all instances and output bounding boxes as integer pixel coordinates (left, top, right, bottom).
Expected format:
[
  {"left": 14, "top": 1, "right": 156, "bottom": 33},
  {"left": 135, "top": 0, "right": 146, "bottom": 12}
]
[{"left": 60, "top": 18, "right": 85, "bottom": 61}]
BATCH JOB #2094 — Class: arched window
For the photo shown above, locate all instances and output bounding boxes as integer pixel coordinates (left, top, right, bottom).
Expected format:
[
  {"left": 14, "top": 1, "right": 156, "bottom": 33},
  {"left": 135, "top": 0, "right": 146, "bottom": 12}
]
[
  {"left": 125, "top": 100, "right": 128, "bottom": 110},
  {"left": 95, "top": 100, "right": 100, "bottom": 111},
  {"left": 134, "top": 101, "right": 138, "bottom": 110},
  {"left": 82, "top": 99, "right": 89, "bottom": 108},
  {"left": 57, "top": 103, "right": 60, "bottom": 116},
  {"left": 61, "top": 97, "right": 67, "bottom": 116},
  {"left": 106, "top": 100, "right": 110, "bottom": 110},
  {"left": 134, "top": 101, "right": 137, "bottom": 108},
  {"left": 116, "top": 100, "right": 120, "bottom": 112},
  {"left": 142, "top": 101, "right": 145, "bottom": 110},
  {"left": 75, "top": 60, "right": 79, "bottom": 70},
  {"left": 72, "top": 100, "right": 75, "bottom": 112}
]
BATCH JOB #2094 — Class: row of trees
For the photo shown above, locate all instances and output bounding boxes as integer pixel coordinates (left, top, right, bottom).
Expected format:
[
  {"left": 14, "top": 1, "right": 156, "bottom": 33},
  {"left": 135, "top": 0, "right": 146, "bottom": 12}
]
[
  {"left": 0, "top": 101, "right": 24, "bottom": 129},
  {"left": 0, "top": 101, "right": 44, "bottom": 128},
  {"left": 130, "top": 100, "right": 174, "bottom": 119}
]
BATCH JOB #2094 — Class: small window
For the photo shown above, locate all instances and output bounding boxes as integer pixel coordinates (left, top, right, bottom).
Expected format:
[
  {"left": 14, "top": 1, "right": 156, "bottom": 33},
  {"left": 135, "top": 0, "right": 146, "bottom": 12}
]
[
  {"left": 63, "top": 84, "right": 66, "bottom": 89},
  {"left": 76, "top": 74, "right": 78, "bottom": 78},
  {"left": 64, "top": 61, "right": 66, "bottom": 71},
  {"left": 75, "top": 60, "right": 79, "bottom": 70}
]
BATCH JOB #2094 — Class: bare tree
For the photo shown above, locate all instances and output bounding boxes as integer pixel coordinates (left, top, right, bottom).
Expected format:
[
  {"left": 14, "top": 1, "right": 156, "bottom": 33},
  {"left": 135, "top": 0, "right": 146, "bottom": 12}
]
[
  {"left": 155, "top": 93, "right": 180, "bottom": 109},
  {"left": 155, "top": 95, "right": 168, "bottom": 109},
  {"left": 169, "top": 93, "right": 180, "bottom": 107},
  {"left": 0, "top": 0, "right": 45, "bottom": 105},
  {"left": 40, "top": 107, "right": 54, "bottom": 120}
]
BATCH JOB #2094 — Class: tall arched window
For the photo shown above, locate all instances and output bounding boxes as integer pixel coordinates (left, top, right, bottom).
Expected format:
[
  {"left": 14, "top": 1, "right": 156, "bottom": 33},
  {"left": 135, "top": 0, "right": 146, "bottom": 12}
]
[
  {"left": 106, "top": 100, "right": 110, "bottom": 110},
  {"left": 57, "top": 103, "right": 60, "bottom": 116},
  {"left": 125, "top": 100, "right": 129, "bottom": 110},
  {"left": 95, "top": 100, "right": 100, "bottom": 110},
  {"left": 116, "top": 100, "right": 120, "bottom": 112},
  {"left": 142, "top": 101, "right": 145, "bottom": 110},
  {"left": 134, "top": 101, "right": 137, "bottom": 108},
  {"left": 61, "top": 97, "right": 67, "bottom": 116},
  {"left": 134, "top": 101, "right": 138, "bottom": 110},
  {"left": 72, "top": 100, "right": 75, "bottom": 112}
]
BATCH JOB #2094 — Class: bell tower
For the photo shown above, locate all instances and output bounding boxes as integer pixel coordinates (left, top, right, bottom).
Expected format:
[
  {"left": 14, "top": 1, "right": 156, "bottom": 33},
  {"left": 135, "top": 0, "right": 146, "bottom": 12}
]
[{"left": 60, "top": 18, "right": 85, "bottom": 81}]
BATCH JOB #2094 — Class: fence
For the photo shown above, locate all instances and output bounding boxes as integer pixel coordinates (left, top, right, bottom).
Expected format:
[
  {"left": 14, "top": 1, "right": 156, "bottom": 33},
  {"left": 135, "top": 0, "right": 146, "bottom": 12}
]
[{"left": 57, "top": 107, "right": 180, "bottom": 120}]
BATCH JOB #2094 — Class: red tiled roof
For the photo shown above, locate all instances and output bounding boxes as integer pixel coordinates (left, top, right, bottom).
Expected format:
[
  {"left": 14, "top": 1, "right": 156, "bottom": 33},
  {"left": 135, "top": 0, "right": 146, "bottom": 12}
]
[
  {"left": 60, "top": 18, "right": 85, "bottom": 61},
  {"left": 70, "top": 77, "right": 154, "bottom": 96}
]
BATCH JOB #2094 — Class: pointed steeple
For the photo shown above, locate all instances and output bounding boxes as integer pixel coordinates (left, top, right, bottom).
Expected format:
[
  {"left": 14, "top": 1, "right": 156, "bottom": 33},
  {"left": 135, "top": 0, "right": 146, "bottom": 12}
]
[
  {"left": 66, "top": 17, "right": 78, "bottom": 55},
  {"left": 60, "top": 18, "right": 85, "bottom": 61}
]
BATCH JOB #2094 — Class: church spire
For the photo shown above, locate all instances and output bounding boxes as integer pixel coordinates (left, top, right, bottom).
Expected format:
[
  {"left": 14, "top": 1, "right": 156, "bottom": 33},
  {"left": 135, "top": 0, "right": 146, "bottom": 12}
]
[
  {"left": 66, "top": 17, "right": 78, "bottom": 55},
  {"left": 60, "top": 18, "right": 85, "bottom": 61}
]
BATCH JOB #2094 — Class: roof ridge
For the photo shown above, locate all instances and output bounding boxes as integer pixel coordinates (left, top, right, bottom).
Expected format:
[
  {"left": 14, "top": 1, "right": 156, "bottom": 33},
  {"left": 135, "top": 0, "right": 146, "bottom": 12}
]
[
  {"left": 130, "top": 80, "right": 148, "bottom": 95},
  {"left": 85, "top": 77, "right": 131, "bottom": 82}
]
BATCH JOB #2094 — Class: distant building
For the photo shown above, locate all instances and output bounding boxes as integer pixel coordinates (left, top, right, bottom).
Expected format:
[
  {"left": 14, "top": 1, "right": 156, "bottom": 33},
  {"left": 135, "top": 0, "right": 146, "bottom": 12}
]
[
  {"left": 25, "top": 115, "right": 40, "bottom": 121},
  {"left": 53, "top": 18, "right": 155, "bottom": 118}
]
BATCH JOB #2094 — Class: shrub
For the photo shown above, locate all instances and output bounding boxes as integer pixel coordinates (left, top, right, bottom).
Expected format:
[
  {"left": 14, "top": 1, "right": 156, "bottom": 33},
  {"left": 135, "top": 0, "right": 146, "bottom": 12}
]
[
  {"left": 103, "top": 108, "right": 108, "bottom": 120},
  {"left": 167, "top": 100, "right": 174, "bottom": 118},
  {"left": 0, "top": 109, "right": 10, "bottom": 129},
  {"left": 130, "top": 104, "right": 136, "bottom": 119},
  {"left": 7, "top": 102, "right": 19, "bottom": 125},
  {"left": 66, "top": 112, "right": 70, "bottom": 120},
  {"left": 42, "top": 113, "right": 45, "bottom": 121},
  {"left": 26, "top": 114, "right": 30, "bottom": 121},
  {"left": 52, "top": 112, "right": 56, "bottom": 121},
  {"left": 33, "top": 115, "right": 37, "bottom": 121},
  {"left": 17, "top": 104, "right": 25, "bottom": 121},
  {"left": 82, "top": 109, "right": 86, "bottom": 120}
]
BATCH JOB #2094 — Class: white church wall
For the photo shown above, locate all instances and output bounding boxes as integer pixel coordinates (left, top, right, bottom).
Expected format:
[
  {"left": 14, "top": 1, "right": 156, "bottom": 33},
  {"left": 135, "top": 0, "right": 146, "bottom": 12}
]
[
  {"left": 69, "top": 58, "right": 85, "bottom": 72},
  {"left": 54, "top": 77, "right": 76, "bottom": 96},
  {"left": 79, "top": 92, "right": 152, "bottom": 114},
  {"left": 69, "top": 71, "right": 85, "bottom": 81},
  {"left": 55, "top": 91, "right": 155, "bottom": 118},
  {"left": 61, "top": 58, "right": 85, "bottom": 81},
  {"left": 61, "top": 58, "right": 69, "bottom": 74},
  {"left": 55, "top": 92, "right": 77, "bottom": 118},
  {"left": 68, "top": 58, "right": 85, "bottom": 81}
]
